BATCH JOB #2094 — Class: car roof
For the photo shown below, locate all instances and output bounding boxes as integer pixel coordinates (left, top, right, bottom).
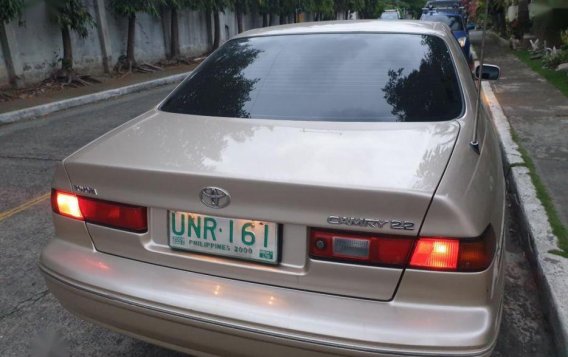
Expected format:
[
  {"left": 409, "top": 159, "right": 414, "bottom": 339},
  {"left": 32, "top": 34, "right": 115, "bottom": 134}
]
[
  {"left": 233, "top": 20, "right": 452, "bottom": 39},
  {"left": 422, "top": 11, "right": 462, "bottom": 18},
  {"left": 426, "top": 0, "right": 459, "bottom": 5}
]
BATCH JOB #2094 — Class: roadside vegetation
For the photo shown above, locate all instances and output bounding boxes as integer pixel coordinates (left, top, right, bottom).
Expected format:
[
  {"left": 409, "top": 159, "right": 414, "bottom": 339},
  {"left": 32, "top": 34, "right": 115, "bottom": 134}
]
[
  {"left": 514, "top": 50, "right": 568, "bottom": 98},
  {"left": 475, "top": 4, "right": 568, "bottom": 256},
  {"left": 510, "top": 130, "right": 568, "bottom": 258},
  {"left": 46, "top": 0, "right": 98, "bottom": 85},
  {"left": 0, "top": 0, "right": 427, "bottom": 83}
]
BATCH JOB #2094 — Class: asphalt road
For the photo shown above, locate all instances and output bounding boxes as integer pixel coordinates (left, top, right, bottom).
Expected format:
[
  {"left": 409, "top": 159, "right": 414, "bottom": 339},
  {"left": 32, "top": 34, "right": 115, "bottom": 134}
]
[{"left": 0, "top": 85, "right": 557, "bottom": 356}]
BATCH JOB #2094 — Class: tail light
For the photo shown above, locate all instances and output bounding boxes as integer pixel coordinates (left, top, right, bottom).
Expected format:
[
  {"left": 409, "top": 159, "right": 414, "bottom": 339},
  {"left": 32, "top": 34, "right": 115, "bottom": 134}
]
[
  {"left": 310, "top": 226, "right": 496, "bottom": 272},
  {"left": 409, "top": 226, "right": 496, "bottom": 272},
  {"left": 52, "top": 191, "right": 83, "bottom": 219},
  {"left": 409, "top": 238, "right": 459, "bottom": 269},
  {"left": 51, "top": 189, "right": 147, "bottom": 233},
  {"left": 309, "top": 229, "right": 414, "bottom": 268}
]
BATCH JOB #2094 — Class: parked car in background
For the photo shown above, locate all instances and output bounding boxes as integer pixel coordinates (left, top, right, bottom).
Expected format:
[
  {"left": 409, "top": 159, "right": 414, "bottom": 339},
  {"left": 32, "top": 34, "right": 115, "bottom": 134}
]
[
  {"left": 379, "top": 9, "right": 401, "bottom": 20},
  {"left": 41, "top": 20, "right": 505, "bottom": 357},
  {"left": 421, "top": 11, "right": 473, "bottom": 65},
  {"left": 423, "top": 0, "right": 468, "bottom": 22},
  {"left": 424, "top": 0, "right": 460, "bottom": 10}
]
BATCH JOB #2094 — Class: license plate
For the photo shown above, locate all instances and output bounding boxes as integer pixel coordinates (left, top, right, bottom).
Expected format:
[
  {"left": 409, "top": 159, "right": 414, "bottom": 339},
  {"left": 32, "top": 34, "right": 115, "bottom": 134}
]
[{"left": 168, "top": 211, "right": 279, "bottom": 264}]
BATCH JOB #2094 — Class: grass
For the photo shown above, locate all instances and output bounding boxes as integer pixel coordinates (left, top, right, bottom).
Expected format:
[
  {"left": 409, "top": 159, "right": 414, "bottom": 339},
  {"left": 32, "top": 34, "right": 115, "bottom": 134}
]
[
  {"left": 510, "top": 130, "right": 568, "bottom": 258},
  {"left": 514, "top": 50, "right": 568, "bottom": 98}
]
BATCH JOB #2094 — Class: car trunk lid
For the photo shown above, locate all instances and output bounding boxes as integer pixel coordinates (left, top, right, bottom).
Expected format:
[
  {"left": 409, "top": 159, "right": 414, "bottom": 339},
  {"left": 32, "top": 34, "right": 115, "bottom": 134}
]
[{"left": 62, "top": 110, "right": 460, "bottom": 300}]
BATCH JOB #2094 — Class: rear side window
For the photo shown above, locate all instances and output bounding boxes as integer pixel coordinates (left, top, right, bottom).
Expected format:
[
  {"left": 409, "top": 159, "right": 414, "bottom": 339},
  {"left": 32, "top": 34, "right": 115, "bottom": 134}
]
[{"left": 161, "top": 34, "right": 463, "bottom": 122}]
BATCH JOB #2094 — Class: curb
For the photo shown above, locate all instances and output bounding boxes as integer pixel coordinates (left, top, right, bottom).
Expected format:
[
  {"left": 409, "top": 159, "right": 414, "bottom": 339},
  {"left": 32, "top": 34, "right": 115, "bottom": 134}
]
[
  {"left": 474, "top": 48, "right": 568, "bottom": 355},
  {"left": 0, "top": 71, "right": 191, "bottom": 125}
]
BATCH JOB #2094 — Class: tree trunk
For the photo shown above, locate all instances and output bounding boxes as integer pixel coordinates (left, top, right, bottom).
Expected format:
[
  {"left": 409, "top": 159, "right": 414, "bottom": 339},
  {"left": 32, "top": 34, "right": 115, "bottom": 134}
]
[
  {"left": 61, "top": 25, "right": 73, "bottom": 71},
  {"left": 205, "top": 9, "right": 212, "bottom": 49},
  {"left": 517, "top": 0, "right": 530, "bottom": 39},
  {"left": 170, "top": 8, "right": 180, "bottom": 59},
  {"left": 0, "top": 23, "right": 24, "bottom": 88},
  {"left": 212, "top": 11, "right": 221, "bottom": 50},
  {"left": 236, "top": 7, "right": 244, "bottom": 33},
  {"left": 127, "top": 13, "right": 136, "bottom": 67},
  {"left": 269, "top": 13, "right": 274, "bottom": 26},
  {"left": 262, "top": 13, "right": 268, "bottom": 27}
]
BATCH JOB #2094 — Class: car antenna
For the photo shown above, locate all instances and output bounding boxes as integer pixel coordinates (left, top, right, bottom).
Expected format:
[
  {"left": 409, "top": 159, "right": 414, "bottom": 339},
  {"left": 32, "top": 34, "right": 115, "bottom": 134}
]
[{"left": 470, "top": 0, "right": 490, "bottom": 154}]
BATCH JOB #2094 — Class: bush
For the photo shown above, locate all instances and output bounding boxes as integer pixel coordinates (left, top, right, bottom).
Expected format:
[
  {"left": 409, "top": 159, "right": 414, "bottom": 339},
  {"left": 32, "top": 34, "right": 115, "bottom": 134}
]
[
  {"left": 542, "top": 49, "right": 568, "bottom": 69},
  {"left": 561, "top": 29, "right": 568, "bottom": 51}
]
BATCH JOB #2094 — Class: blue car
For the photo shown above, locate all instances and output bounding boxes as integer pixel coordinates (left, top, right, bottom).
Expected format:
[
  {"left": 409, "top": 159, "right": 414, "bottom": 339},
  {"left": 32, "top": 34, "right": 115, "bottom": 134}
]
[{"left": 421, "top": 11, "right": 473, "bottom": 65}]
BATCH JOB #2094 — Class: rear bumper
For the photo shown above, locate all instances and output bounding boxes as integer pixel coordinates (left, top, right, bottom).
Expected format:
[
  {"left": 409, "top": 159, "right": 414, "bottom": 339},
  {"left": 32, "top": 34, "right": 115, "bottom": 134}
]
[{"left": 40, "top": 238, "right": 500, "bottom": 357}]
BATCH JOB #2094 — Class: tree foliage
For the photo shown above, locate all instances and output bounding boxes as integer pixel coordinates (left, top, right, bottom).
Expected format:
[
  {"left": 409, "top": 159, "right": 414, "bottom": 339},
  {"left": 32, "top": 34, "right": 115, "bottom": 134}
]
[
  {"left": 200, "top": 0, "right": 230, "bottom": 12},
  {"left": 165, "top": 0, "right": 198, "bottom": 9},
  {"left": 397, "top": 0, "right": 426, "bottom": 18},
  {"left": 45, "top": 0, "right": 94, "bottom": 71},
  {"left": 334, "top": 0, "right": 364, "bottom": 14},
  {"left": 109, "top": 0, "right": 163, "bottom": 17},
  {"left": 46, "top": 0, "right": 94, "bottom": 38},
  {"left": 359, "top": 0, "right": 384, "bottom": 19},
  {"left": 0, "top": 0, "right": 25, "bottom": 23}
]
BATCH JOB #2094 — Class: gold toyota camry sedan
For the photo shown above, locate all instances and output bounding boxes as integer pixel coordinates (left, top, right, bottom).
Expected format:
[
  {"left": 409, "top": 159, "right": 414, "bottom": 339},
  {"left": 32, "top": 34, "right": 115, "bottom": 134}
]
[{"left": 40, "top": 21, "right": 505, "bottom": 357}]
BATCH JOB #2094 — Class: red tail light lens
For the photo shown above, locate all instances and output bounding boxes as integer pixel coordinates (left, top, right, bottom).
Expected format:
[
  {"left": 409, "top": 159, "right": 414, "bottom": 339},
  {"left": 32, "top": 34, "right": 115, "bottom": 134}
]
[
  {"left": 310, "top": 226, "right": 496, "bottom": 272},
  {"left": 51, "top": 190, "right": 147, "bottom": 233},
  {"left": 409, "top": 238, "right": 459, "bottom": 270},
  {"left": 309, "top": 229, "right": 414, "bottom": 268},
  {"left": 409, "top": 227, "right": 496, "bottom": 272},
  {"left": 457, "top": 226, "right": 496, "bottom": 271}
]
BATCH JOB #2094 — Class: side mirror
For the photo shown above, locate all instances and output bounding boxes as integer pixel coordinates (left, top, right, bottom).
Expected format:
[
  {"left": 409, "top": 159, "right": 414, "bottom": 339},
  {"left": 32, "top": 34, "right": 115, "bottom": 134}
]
[
  {"left": 475, "top": 64, "right": 500, "bottom": 80},
  {"left": 467, "top": 23, "right": 475, "bottom": 31}
]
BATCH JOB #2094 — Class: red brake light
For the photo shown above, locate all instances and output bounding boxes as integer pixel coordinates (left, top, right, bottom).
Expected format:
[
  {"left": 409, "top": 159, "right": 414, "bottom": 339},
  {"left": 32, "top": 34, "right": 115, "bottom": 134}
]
[
  {"left": 409, "top": 227, "right": 496, "bottom": 272},
  {"left": 51, "top": 190, "right": 147, "bottom": 233},
  {"left": 409, "top": 238, "right": 459, "bottom": 270},
  {"left": 309, "top": 229, "right": 414, "bottom": 268}
]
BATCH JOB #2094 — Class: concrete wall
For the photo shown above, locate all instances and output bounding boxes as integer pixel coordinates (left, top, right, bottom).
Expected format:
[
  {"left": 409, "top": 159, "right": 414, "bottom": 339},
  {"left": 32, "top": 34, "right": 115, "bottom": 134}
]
[
  {"left": 0, "top": 0, "right": 270, "bottom": 87},
  {"left": 178, "top": 10, "right": 211, "bottom": 57},
  {"left": 105, "top": 11, "right": 168, "bottom": 67}
]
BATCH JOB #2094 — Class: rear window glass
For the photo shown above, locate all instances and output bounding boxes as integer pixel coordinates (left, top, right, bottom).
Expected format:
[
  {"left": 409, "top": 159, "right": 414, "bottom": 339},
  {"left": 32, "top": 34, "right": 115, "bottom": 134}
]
[
  {"left": 421, "top": 14, "right": 464, "bottom": 31},
  {"left": 380, "top": 12, "right": 399, "bottom": 19},
  {"left": 161, "top": 34, "right": 463, "bottom": 122}
]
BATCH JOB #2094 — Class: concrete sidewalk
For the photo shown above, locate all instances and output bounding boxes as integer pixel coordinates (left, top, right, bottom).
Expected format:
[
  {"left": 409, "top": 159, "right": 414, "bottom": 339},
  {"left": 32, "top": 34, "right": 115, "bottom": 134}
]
[
  {"left": 0, "top": 63, "right": 196, "bottom": 115},
  {"left": 471, "top": 31, "right": 568, "bottom": 355},
  {"left": 472, "top": 32, "right": 568, "bottom": 231}
]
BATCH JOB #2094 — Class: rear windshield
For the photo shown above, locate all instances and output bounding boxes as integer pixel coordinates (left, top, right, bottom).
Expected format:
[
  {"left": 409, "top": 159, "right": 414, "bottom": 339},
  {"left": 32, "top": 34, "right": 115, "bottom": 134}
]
[
  {"left": 380, "top": 12, "right": 399, "bottom": 19},
  {"left": 161, "top": 34, "right": 463, "bottom": 122},
  {"left": 426, "top": 1, "right": 460, "bottom": 8},
  {"left": 421, "top": 14, "right": 464, "bottom": 31}
]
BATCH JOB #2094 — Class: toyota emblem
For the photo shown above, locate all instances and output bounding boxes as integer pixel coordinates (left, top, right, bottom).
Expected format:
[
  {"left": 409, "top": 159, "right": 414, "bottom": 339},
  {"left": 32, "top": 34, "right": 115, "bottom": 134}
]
[{"left": 199, "top": 187, "right": 231, "bottom": 209}]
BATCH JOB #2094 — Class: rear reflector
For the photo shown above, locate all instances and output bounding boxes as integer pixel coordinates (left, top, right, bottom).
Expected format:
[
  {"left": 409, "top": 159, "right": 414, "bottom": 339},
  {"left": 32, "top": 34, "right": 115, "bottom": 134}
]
[
  {"left": 51, "top": 190, "right": 147, "bottom": 233},
  {"left": 309, "top": 229, "right": 414, "bottom": 268}
]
